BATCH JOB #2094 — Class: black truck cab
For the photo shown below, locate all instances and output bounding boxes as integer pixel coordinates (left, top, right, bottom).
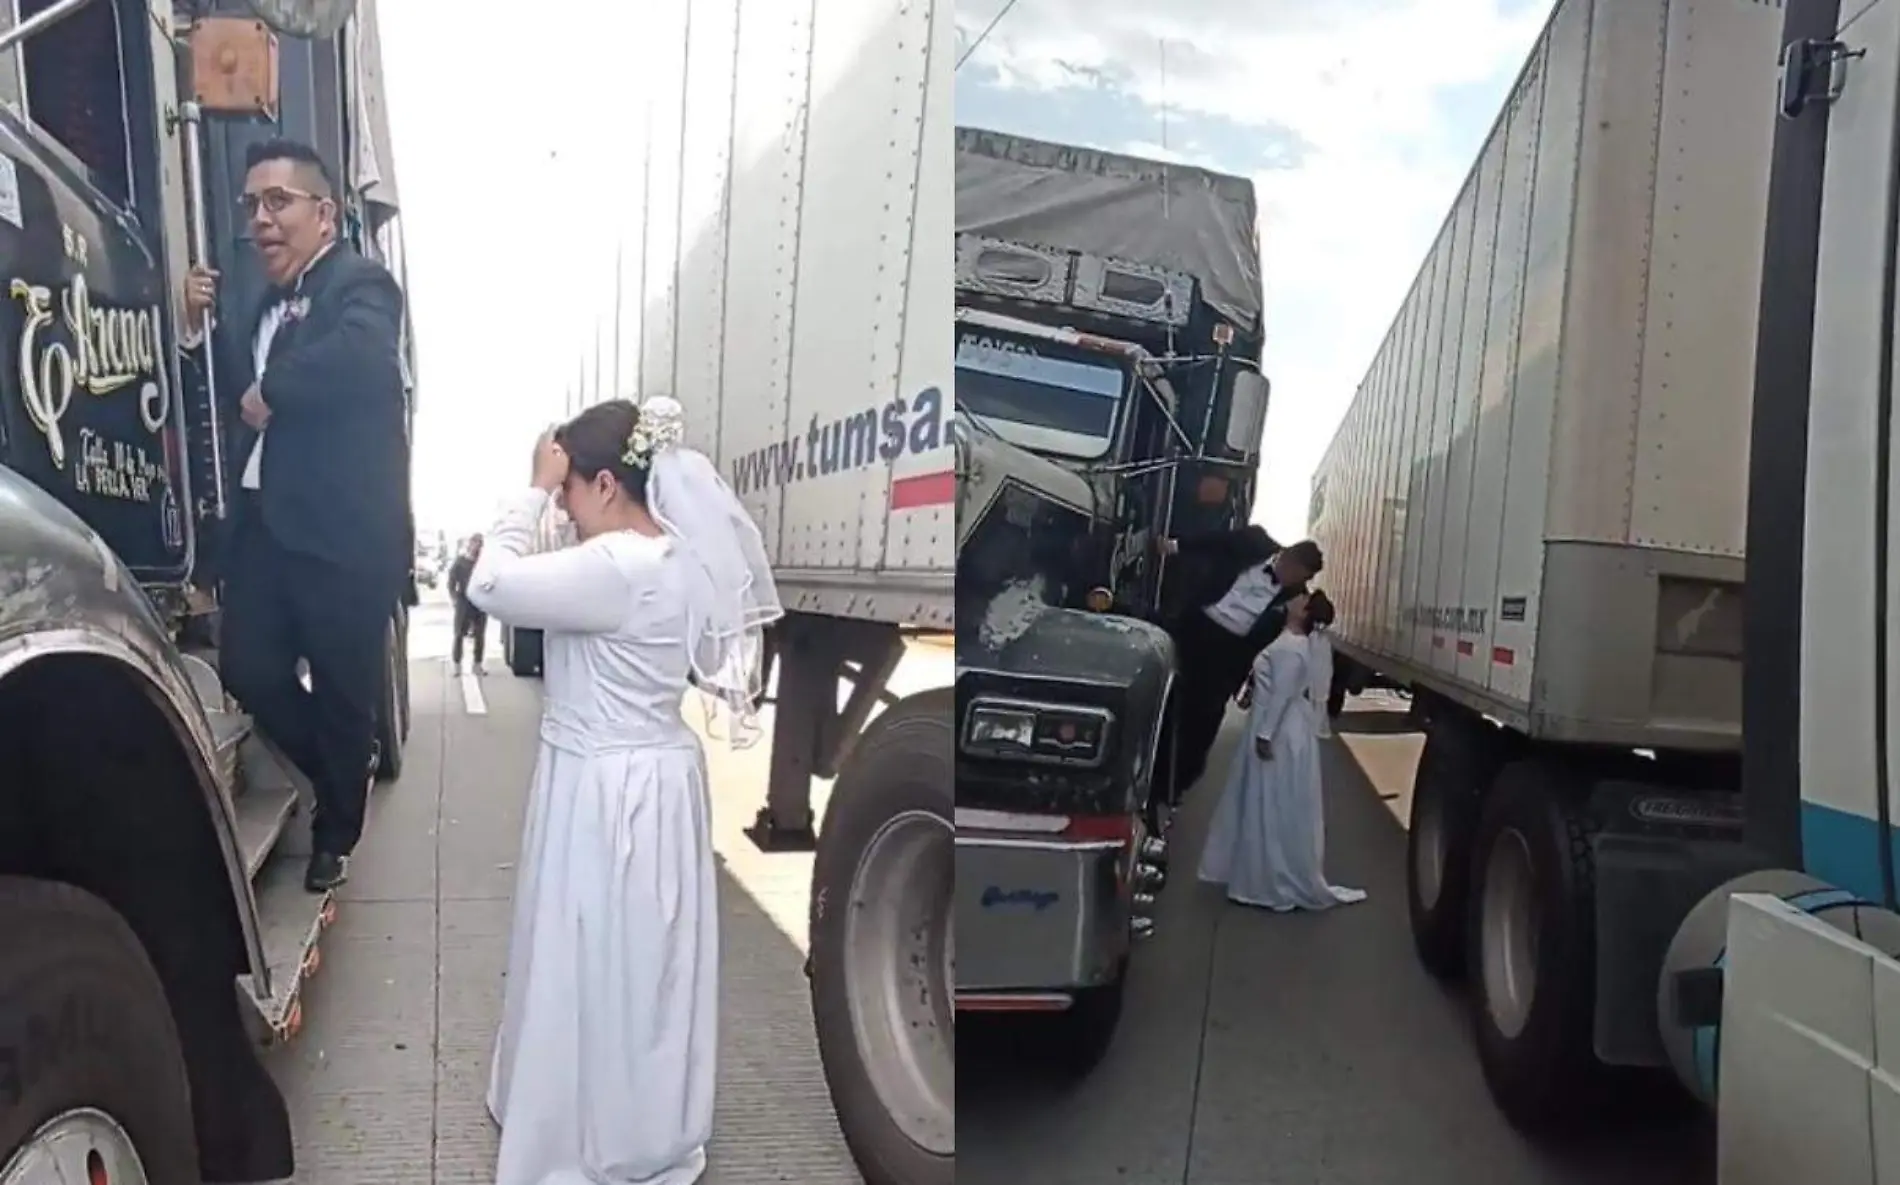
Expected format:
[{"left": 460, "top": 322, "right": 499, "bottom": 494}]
[
  {"left": 0, "top": 3, "right": 412, "bottom": 1180},
  {"left": 951, "top": 130, "right": 1270, "bottom": 1073}
]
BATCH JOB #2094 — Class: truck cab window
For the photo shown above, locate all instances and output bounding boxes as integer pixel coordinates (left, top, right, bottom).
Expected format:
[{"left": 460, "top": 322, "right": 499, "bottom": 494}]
[
  {"left": 955, "top": 333, "right": 1128, "bottom": 460},
  {"left": 18, "top": 0, "right": 131, "bottom": 206}
]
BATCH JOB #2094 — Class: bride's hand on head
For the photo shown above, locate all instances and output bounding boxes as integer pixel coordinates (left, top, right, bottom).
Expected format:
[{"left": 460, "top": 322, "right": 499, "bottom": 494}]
[{"left": 532, "top": 429, "right": 569, "bottom": 493}]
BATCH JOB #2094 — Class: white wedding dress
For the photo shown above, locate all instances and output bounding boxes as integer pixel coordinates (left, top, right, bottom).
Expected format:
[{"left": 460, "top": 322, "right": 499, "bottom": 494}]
[
  {"left": 1197, "top": 629, "right": 1366, "bottom": 912},
  {"left": 471, "top": 487, "right": 717, "bottom": 1185}
]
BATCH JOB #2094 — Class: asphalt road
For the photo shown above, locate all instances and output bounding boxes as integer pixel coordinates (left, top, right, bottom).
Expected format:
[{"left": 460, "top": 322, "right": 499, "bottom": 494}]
[
  {"left": 262, "top": 599, "right": 1711, "bottom": 1185},
  {"left": 254, "top": 593, "right": 959, "bottom": 1183},
  {"left": 956, "top": 693, "right": 1717, "bottom": 1185}
]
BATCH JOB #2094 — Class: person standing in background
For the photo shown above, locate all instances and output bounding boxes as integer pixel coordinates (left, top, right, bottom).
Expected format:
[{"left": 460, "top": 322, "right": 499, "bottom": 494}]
[{"left": 449, "top": 534, "right": 488, "bottom": 674}]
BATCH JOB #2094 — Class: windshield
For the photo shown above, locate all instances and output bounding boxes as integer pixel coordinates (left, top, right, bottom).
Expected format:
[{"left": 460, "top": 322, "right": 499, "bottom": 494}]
[{"left": 955, "top": 332, "right": 1126, "bottom": 460}]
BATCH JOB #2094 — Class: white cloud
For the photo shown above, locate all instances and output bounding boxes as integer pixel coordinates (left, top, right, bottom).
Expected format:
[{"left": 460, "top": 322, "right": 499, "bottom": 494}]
[{"left": 959, "top": 0, "right": 1551, "bottom": 538}]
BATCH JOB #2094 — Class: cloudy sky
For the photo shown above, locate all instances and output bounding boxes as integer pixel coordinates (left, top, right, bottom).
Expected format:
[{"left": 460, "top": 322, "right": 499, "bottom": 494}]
[
  {"left": 380, "top": 0, "right": 1554, "bottom": 539},
  {"left": 378, "top": 0, "right": 636, "bottom": 536},
  {"left": 956, "top": 0, "right": 1553, "bottom": 537}
]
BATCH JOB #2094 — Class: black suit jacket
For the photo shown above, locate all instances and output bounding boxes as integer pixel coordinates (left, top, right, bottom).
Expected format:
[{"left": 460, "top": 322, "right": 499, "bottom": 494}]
[
  {"left": 1175, "top": 523, "right": 1281, "bottom": 609},
  {"left": 230, "top": 246, "right": 412, "bottom": 594},
  {"left": 1172, "top": 523, "right": 1304, "bottom": 661}
]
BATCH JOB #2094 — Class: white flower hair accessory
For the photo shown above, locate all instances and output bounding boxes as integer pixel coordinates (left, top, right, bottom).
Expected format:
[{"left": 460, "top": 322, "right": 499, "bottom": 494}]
[{"left": 622, "top": 395, "right": 687, "bottom": 467}]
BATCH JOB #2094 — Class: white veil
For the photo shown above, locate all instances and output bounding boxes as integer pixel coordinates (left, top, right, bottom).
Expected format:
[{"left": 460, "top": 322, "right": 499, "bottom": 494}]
[
  {"left": 1308, "top": 626, "right": 1335, "bottom": 739},
  {"left": 636, "top": 396, "right": 786, "bottom": 746}
]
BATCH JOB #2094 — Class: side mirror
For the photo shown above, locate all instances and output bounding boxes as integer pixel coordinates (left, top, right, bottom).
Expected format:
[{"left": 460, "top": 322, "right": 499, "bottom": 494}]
[
  {"left": 1225, "top": 370, "right": 1270, "bottom": 456},
  {"left": 245, "top": 0, "right": 358, "bottom": 38}
]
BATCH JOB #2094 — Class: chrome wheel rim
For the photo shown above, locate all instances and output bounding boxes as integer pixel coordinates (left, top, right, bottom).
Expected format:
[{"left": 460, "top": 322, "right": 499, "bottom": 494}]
[
  {"left": 843, "top": 808, "right": 954, "bottom": 1156},
  {"left": 1480, "top": 826, "right": 1540, "bottom": 1039},
  {"left": 0, "top": 1108, "right": 149, "bottom": 1185}
]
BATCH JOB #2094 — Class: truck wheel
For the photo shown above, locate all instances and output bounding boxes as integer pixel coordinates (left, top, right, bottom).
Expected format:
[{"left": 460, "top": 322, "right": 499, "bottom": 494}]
[
  {"left": 1407, "top": 720, "right": 1496, "bottom": 979},
  {"left": 1042, "top": 963, "right": 1126, "bottom": 1078},
  {"left": 1466, "top": 761, "right": 1605, "bottom": 1134},
  {"left": 374, "top": 611, "right": 407, "bottom": 781},
  {"left": 810, "top": 690, "right": 953, "bottom": 1185},
  {"left": 0, "top": 877, "right": 200, "bottom": 1185}
]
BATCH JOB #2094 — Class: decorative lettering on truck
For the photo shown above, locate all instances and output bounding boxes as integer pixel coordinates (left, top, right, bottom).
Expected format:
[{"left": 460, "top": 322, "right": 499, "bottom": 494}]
[
  {"left": 728, "top": 385, "right": 953, "bottom": 509},
  {"left": 10, "top": 272, "right": 170, "bottom": 503}
]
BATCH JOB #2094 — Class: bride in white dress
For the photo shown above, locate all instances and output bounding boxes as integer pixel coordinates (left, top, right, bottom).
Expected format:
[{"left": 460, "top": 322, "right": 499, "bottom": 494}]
[
  {"left": 469, "top": 396, "right": 782, "bottom": 1185},
  {"left": 1196, "top": 590, "right": 1366, "bottom": 912}
]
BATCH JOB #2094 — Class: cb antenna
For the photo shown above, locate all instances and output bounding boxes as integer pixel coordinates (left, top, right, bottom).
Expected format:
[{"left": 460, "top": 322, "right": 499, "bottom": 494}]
[{"left": 957, "top": 0, "right": 1023, "bottom": 70}]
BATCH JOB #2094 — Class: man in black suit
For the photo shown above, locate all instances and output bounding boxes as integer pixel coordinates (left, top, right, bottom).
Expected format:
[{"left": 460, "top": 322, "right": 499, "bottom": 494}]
[
  {"left": 181, "top": 137, "right": 410, "bottom": 892},
  {"left": 1157, "top": 527, "right": 1324, "bottom": 794}
]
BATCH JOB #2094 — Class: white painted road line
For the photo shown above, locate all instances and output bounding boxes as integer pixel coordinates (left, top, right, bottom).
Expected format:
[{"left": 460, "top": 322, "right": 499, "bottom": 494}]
[{"left": 460, "top": 671, "right": 487, "bottom": 716}]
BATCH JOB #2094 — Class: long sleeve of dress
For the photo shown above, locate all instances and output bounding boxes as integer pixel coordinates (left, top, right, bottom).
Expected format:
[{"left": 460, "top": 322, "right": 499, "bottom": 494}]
[
  {"left": 1253, "top": 647, "right": 1304, "bottom": 744},
  {"left": 468, "top": 489, "right": 631, "bottom": 634}
]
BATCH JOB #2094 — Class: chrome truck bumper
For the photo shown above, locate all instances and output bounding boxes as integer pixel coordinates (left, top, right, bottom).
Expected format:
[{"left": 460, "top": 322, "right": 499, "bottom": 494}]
[{"left": 952, "top": 808, "right": 1166, "bottom": 1009}]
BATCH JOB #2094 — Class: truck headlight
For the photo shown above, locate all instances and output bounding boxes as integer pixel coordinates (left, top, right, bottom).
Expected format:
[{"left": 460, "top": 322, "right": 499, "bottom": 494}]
[{"left": 962, "top": 697, "right": 1113, "bottom": 768}]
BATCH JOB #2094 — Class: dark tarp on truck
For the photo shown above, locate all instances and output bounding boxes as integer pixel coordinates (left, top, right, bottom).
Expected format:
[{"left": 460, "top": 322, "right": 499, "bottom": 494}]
[{"left": 953, "top": 126, "right": 1264, "bottom": 333}]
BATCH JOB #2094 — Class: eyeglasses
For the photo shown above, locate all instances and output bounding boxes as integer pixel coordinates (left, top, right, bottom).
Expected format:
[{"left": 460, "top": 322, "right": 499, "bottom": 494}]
[{"left": 237, "top": 186, "right": 326, "bottom": 217}]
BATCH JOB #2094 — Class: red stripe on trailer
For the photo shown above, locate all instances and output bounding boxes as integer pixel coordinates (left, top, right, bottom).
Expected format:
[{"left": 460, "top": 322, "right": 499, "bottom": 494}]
[
  {"left": 1431, "top": 635, "right": 1445, "bottom": 649},
  {"left": 890, "top": 470, "right": 954, "bottom": 509},
  {"left": 1492, "top": 647, "right": 1515, "bottom": 666},
  {"left": 1456, "top": 640, "right": 1474, "bottom": 656}
]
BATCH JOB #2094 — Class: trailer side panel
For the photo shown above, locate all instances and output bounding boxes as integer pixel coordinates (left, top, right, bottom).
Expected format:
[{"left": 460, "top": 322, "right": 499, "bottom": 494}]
[{"left": 1315, "top": 0, "right": 1777, "bottom": 749}]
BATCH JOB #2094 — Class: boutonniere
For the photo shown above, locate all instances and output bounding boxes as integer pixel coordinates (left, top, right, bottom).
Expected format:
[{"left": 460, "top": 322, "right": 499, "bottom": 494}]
[{"left": 283, "top": 295, "right": 311, "bottom": 323}]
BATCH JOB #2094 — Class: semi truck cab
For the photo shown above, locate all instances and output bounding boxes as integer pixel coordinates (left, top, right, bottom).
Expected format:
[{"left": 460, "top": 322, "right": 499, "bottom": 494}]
[{"left": 0, "top": 1, "right": 411, "bottom": 1180}]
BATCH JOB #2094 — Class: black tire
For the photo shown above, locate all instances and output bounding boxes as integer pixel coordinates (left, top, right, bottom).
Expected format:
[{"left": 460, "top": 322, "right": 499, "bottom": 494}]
[
  {"left": 505, "top": 625, "right": 543, "bottom": 678},
  {"left": 1326, "top": 652, "right": 1355, "bottom": 719},
  {"left": 1041, "top": 965, "right": 1127, "bottom": 1079},
  {"left": 0, "top": 877, "right": 200, "bottom": 1184},
  {"left": 810, "top": 689, "right": 953, "bottom": 1185},
  {"left": 1407, "top": 719, "right": 1497, "bottom": 979},
  {"left": 374, "top": 610, "right": 407, "bottom": 781},
  {"left": 1466, "top": 760, "right": 1606, "bottom": 1134}
]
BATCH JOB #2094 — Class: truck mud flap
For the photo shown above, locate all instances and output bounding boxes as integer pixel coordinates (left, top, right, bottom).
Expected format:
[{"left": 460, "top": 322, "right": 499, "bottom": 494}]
[{"left": 1589, "top": 780, "right": 1770, "bottom": 1067}]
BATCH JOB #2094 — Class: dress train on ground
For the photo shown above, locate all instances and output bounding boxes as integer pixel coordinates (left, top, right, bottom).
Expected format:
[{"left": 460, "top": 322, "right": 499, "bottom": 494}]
[{"left": 1197, "top": 631, "right": 1366, "bottom": 913}]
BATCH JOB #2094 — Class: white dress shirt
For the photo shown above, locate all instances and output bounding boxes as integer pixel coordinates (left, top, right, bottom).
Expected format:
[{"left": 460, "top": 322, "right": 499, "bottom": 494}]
[
  {"left": 1204, "top": 561, "right": 1282, "bottom": 636},
  {"left": 239, "top": 300, "right": 291, "bottom": 489},
  {"left": 183, "top": 241, "right": 337, "bottom": 491}
]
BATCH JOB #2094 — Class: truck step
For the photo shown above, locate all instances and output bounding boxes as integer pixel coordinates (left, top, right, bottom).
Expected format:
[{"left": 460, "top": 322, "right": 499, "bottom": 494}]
[
  {"left": 237, "top": 730, "right": 319, "bottom": 862},
  {"left": 233, "top": 768, "right": 300, "bottom": 882},
  {"left": 208, "top": 706, "right": 248, "bottom": 792},
  {"left": 206, "top": 708, "right": 304, "bottom": 879},
  {"left": 237, "top": 853, "right": 335, "bottom": 1046}
]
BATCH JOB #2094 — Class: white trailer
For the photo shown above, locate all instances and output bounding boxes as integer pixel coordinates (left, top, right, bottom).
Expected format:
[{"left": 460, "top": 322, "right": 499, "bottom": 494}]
[
  {"left": 1308, "top": 0, "right": 1900, "bottom": 1154},
  {"left": 604, "top": 2, "right": 956, "bottom": 1183},
  {"left": 1310, "top": 0, "right": 1767, "bottom": 751}
]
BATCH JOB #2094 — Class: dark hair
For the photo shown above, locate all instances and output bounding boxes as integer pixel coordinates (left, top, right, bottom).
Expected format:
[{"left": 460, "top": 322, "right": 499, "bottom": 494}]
[
  {"left": 555, "top": 400, "right": 649, "bottom": 503},
  {"left": 1283, "top": 539, "right": 1325, "bottom": 575},
  {"left": 1302, "top": 589, "right": 1336, "bottom": 630},
  {"left": 243, "top": 137, "right": 336, "bottom": 197}
]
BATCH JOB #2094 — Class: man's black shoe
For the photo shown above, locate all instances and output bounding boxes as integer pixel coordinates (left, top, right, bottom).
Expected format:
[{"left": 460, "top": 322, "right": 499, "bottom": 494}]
[{"left": 305, "top": 851, "right": 348, "bottom": 893}]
